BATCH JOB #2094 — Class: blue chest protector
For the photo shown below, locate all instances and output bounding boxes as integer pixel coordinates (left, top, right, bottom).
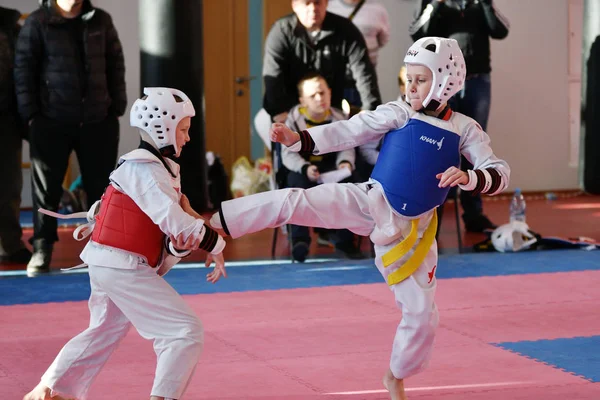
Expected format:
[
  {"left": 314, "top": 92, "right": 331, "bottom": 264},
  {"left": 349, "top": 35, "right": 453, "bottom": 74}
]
[{"left": 371, "top": 119, "right": 461, "bottom": 217}]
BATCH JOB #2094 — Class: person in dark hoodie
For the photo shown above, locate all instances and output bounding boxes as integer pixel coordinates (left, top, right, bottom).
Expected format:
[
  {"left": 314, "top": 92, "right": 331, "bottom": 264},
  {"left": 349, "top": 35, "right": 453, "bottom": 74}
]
[
  {"left": 14, "top": 0, "right": 126, "bottom": 276},
  {"left": 263, "top": 0, "right": 381, "bottom": 124},
  {"left": 409, "top": 0, "right": 509, "bottom": 234},
  {"left": 0, "top": 6, "right": 31, "bottom": 265}
]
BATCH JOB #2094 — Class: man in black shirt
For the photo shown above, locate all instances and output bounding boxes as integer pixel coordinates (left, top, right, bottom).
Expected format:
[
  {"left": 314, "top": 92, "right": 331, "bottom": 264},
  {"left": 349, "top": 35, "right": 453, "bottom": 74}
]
[{"left": 263, "top": 0, "right": 381, "bottom": 123}]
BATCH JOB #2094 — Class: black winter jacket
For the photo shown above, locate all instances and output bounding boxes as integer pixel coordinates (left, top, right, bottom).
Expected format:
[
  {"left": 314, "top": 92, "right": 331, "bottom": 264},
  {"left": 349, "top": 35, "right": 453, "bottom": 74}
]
[
  {"left": 14, "top": 0, "right": 126, "bottom": 124},
  {"left": 409, "top": 0, "right": 509, "bottom": 75},
  {"left": 263, "top": 12, "right": 381, "bottom": 117},
  {"left": 0, "top": 7, "right": 20, "bottom": 116}
]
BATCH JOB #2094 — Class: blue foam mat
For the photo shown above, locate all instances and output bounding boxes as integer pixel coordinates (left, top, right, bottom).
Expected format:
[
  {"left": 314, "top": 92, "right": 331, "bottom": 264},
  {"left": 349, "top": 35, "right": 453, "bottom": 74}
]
[
  {"left": 494, "top": 336, "right": 600, "bottom": 383},
  {"left": 0, "top": 249, "right": 598, "bottom": 306}
]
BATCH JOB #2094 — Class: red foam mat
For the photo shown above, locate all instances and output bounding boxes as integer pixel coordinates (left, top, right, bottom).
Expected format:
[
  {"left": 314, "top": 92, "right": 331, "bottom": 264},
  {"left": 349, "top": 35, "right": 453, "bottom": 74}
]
[{"left": 2, "top": 271, "right": 599, "bottom": 399}]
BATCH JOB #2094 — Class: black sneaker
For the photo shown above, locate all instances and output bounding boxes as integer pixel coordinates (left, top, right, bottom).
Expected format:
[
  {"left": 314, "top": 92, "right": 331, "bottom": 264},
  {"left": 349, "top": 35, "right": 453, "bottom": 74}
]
[
  {"left": 464, "top": 214, "right": 497, "bottom": 233},
  {"left": 0, "top": 248, "right": 32, "bottom": 264},
  {"left": 292, "top": 241, "right": 309, "bottom": 263}
]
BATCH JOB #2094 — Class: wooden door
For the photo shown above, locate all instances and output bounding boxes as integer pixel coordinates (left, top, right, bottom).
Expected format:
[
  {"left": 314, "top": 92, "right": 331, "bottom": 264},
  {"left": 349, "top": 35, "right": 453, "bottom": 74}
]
[
  {"left": 263, "top": 0, "right": 292, "bottom": 37},
  {"left": 203, "top": 0, "right": 251, "bottom": 177}
]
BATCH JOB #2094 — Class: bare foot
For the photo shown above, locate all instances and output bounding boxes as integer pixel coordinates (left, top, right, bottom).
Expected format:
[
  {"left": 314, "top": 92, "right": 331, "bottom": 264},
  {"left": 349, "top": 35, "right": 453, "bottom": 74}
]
[
  {"left": 23, "top": 383, "right": 75, "bottom": 400},
  {"left": 382, "top": 369, "right": 408, "bottom": 400},
  {"left": 23, "top": 383, "right": 51, "bottom": 400}
]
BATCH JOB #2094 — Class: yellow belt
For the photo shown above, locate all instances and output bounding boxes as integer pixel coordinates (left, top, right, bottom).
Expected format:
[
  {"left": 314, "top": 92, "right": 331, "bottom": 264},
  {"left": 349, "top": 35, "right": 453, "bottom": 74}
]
[{"left": 382, "top": 209, "right": 438, "bottom": 286}]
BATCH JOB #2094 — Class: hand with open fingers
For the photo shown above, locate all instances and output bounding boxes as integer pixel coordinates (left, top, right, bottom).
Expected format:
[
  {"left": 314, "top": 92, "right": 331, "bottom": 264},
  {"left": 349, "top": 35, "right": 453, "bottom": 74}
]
[
  {"left": 269, "top": 123, "right": 300, "bottom": 147},
  {"left": 205, "top": 252, "right": 227, "bottom": 283},
  {"left": 169, "top": 233, "right": 200, "bottom": 251},
  {"left": 436, "top": 166, "right": 468, "bottom": 188}
]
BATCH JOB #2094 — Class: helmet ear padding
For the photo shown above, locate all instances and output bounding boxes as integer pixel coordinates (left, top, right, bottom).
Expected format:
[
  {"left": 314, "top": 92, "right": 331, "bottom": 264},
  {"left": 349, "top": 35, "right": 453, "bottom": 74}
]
[
  {"left": 403, "top": 37, "right": 466, "bottom": 109},
  {"left": 130, "top": 88, "right": 195, "bottom": 153}
]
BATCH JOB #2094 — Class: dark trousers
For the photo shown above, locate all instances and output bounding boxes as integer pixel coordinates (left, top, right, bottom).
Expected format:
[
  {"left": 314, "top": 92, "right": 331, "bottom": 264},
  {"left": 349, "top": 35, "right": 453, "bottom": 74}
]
[
  {"left": 354, "top": 151, "right": 376, "bottom": 183},
  {"left": 29, "top": 114, "right": 120, "bottom": 243},
  {"left": 286, "top": 170, "right": 355, "bottom": 245},
  {"left": 447, "top": 73, "right": 492, "bottom": 222},
  {"left": 0, "top": 115, "right": 26, "bottom": 255}
]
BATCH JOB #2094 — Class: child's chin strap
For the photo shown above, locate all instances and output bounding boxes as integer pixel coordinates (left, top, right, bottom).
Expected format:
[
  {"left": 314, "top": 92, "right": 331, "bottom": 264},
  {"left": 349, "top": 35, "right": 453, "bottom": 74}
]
[
  {"left": 424, "top": 99, "right": 441, "bottom": 111},
  {"left": 138, "top": 140, "right": 177, "bottom": 178}
]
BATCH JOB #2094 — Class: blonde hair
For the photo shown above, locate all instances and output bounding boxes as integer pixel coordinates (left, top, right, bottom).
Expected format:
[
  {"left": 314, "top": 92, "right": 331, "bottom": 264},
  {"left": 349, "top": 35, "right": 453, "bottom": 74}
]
[{"left": 398, "top": 65, "right": 407, "bottom": 87}]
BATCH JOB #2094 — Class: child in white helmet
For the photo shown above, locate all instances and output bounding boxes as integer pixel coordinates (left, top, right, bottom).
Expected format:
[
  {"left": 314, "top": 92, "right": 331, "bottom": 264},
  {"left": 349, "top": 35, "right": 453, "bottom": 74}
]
[
  {"left": 24, "top": 88, "right": 227, "bottom": 400},
  {"left": 211, "top": 37, "right": 510, "bottom": 399}
]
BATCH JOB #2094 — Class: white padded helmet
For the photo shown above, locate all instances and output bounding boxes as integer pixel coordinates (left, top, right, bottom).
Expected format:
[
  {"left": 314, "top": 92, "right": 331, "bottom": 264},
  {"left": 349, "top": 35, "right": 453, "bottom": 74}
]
[
  {"left": 403, "top": 37, "right": 466, "bottom": 111},
  {"left": 491, "top": 221, "right": 538, "bottom": 253},
  {"left": 130, "top": 87, "right": 195, "bottom": 156}
]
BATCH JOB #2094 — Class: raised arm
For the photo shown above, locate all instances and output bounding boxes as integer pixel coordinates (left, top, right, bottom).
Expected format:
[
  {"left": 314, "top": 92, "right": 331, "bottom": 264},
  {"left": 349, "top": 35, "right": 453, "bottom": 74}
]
[
  {"left": 480, "top": 0, "right": 509, "bottom": 39},
  {"left": 409, "top": 0, "right": 446, "bottom": 41},
  {"left": 272, "top": 102, "right": 411, "bottom": 155},
  {"left": 458, "top": 122, "right": 510, "bottom": 196}
]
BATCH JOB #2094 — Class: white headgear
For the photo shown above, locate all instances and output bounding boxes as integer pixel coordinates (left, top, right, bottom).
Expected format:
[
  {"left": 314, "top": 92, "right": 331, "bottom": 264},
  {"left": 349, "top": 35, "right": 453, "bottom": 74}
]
[
  {"left": 403, "top": 37, "right": 466, "bottom": 110},
  {"left": 130, "top": 87, "right": 195, "bottom": 156},
  {"left": 491, "top": 221, "right": 538, "bottom": 253}
]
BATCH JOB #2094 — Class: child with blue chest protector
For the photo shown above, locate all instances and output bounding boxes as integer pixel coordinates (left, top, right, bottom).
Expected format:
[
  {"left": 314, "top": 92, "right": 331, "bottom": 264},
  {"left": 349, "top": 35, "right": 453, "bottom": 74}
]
[{"left": 211, "top": 37, "right": 510, "bottom": 399}]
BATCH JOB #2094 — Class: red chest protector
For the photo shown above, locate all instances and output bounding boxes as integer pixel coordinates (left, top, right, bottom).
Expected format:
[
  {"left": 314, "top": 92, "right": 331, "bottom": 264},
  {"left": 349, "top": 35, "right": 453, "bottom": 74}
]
[{"left": 91, "top": 185, "right": 164, "bottom": 267}]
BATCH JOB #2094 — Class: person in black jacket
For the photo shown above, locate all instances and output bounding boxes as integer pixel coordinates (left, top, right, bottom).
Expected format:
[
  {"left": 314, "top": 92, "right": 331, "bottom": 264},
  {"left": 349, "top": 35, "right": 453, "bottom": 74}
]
[
  {"left": 0, "top": 6, "right": 31, "bottom": 265},
  {"left": 14, "top": 0, "right": 126, "bottom": 276},
  {"left": 263, "top": 0, "right": 381, "bottom": 124},
  {"left": 409, "top": 0, "right": 509, "bottom": 233}
]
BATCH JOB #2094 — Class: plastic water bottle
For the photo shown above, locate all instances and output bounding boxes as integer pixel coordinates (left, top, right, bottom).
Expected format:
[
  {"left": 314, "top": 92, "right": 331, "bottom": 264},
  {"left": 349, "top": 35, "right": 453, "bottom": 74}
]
[{"left": 509, "top": 188, "right": 526, "bottom": 223}]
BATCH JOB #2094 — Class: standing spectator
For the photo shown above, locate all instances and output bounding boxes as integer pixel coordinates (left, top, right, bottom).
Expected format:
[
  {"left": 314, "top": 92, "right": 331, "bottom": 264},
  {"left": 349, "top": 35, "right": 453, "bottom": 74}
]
[
  {"left": 409, "top": 0, "right": 509, "bottom": 233},
  {"left": 327, "top": 0, "right": 390, "bottom": 108},
  {"left": 15, "top": 0, "right": 126, "bottom": 276},
  {"left": 263, "top": 0, "right": 381, "bottom": 124},
  {"left": 0, "top": 6, "right": 31, "bottom": 265}
]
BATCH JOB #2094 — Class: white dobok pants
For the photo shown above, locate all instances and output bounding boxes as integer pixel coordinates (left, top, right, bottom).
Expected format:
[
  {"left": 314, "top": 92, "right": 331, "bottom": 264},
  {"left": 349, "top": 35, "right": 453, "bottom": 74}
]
[
  {"left": 218, "top": 181, "right": 439, "bottom": 379},
  {"left": 40, "top": 263, "right": 203, "bottom": 399}
]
